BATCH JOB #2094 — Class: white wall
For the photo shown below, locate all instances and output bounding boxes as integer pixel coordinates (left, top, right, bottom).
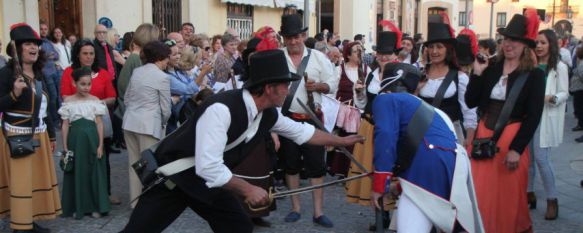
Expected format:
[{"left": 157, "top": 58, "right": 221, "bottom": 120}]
[
  {"left": 1, "top": 0, "right": 40, "bottom": 52},
  {"left": 335, "top": 0, "right": 376, "bottom": 51},
  {"left": 83, "top": 0, "right": 151, "bottom": 39}
]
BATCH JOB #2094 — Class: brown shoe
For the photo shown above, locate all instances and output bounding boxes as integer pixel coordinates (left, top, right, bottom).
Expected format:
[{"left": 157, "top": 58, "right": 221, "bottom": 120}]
[
  {"left": 545, "top": 199, "right": 558, "bottom": 220},
  {"left": 527, "top": 192, "right": 536, "bottom": 209},
  {"left": 109, "top": 195, "right": 121, "bottom": 205}
]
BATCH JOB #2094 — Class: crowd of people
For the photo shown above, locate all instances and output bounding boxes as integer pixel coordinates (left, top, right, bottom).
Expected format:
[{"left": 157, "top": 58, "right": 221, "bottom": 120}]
[{"left": 1, "top": 5, "right": 583, "bottom": 233}]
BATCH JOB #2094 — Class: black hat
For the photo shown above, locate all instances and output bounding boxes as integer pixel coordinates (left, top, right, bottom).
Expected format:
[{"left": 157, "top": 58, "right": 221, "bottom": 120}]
[
  {"left": 380, "top": 63, "right": 422, "bottom": 94},
  {"left": 497, "top": 13, "right": 539, "bottom": 48},
  {"left": 424, "top": 23, "right": 457, "bottom": 46},
  {"left": 375, "top": 31, "right": 401, "bottom": 54},
  {"left": 279, "top": 14, "right": 308, "bottom": 37},
  {"left": 10, "top": 23, "right": 42, "bottom": 45},
  {"left": 243, "top": 50, "right": 301, "bottom": 89},
  {"left": 456, "top": 35, "right": 475, "bottom": 66}
]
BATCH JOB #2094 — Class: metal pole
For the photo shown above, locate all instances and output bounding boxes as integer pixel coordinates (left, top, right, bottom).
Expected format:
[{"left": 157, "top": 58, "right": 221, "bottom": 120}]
[
  {"left": 489, "top": 2, "right": 494, "bottom": 38},
  {"left": 552, "top": 0, "right": 556, "bottom": 26},
  {"left": 304, "top": 0, "right": 310, "bottom": 37}
]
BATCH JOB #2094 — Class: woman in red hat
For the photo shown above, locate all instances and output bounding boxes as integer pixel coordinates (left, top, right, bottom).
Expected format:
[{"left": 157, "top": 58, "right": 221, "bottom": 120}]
[
  {"left": 466, "top": 9, "right": 545, "bottom": 232},
  {"left": 0, "top": 23, "right": 61, "bottom": 233}
]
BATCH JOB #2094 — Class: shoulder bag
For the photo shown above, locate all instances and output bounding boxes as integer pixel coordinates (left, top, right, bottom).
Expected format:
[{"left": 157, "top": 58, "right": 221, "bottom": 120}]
[{"left": 471, "top": 72, "right": 528, "bottom": 159}]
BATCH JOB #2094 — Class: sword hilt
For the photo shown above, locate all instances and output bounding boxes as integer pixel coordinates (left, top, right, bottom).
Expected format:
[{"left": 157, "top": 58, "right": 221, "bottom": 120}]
[{"left": 247, "top": 187, "right": 274, "bottom": 212}]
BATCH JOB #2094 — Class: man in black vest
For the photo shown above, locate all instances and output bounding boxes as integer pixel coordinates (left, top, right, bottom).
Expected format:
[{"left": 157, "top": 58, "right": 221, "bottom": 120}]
[{"left": 120, "top": 49, "right": 364, "bottom": 233}]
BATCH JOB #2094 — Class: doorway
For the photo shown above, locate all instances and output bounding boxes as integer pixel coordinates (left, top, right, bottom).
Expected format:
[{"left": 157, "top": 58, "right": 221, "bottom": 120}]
[{"left": 38, "top": 0, "right": 83, "bottom": 38}]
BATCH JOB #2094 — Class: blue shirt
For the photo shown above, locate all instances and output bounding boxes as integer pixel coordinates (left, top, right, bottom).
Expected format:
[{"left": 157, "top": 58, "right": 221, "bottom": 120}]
[{"left": 41, "top": 38, "right": 59, "bottom": 76}]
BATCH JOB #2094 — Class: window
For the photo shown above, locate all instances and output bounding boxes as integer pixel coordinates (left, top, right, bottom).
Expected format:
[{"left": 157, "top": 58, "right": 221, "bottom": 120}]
[
  {"left": 152, "top": 0, "right": 182, "bottom": 38},
  {"left": 459, "top": 12, "right": 467, "bottom": 26},
  {"left": 496, "top": 12, "right": 507, "bottom": 28},
  {"left": 227, "top": 3, "right": 254, "bottom": 40}
]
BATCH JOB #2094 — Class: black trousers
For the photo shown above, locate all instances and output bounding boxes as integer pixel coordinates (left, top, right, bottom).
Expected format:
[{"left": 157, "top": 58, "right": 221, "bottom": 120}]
[{"left": 120, "top": 184, "right": 253, "bottom": 233}]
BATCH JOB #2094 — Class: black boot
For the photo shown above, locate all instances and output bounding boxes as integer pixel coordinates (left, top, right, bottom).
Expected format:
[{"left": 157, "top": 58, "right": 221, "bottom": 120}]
[
  {"left": 32, "top": 222, "right": 50, "bottom": 233},
  {"left": 527, "top": 192, "right": 537, "bottom": 209}
]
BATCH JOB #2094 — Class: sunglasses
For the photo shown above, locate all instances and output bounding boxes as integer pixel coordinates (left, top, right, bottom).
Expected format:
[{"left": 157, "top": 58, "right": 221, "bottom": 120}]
[{"left": 204, "top": 47, "right": 211, "bottom": 51}]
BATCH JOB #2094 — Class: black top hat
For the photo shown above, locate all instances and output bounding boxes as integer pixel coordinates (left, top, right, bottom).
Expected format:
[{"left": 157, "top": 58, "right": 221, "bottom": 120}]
[
  {"left": 375, "top": 31, "right": 401, "bottom": 54},
  {"left": 279, "top": 14, "right": 308, "bottom": 37},
  {"left": 424, "top": 23, "right": 457, "bottom": 46},
  {"left": 243, "top": 50, "right": 301, "bottom": 89},
  {"left": 456, "top": 35, "right": 475, "bottom": 66},
  {"left": 10, "top": 23, "right": 42, "bottom": 45},
  {"left": 497, "top": 14, "right": 537, "bottom": 48},
  {"left": 380, "top": 63, "right": 422, "bottom": 93}
]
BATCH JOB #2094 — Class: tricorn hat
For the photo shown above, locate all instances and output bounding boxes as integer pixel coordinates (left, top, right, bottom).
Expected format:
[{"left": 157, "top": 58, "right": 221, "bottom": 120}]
[
  {"left": 279, "top": 14, "right": 308, "bottom": 37},
  {"left": 243, "top": 50, "right": 301, "bottom": 89},
  {"left": 497, "top": 9, "right": 540, "bottom": 48},
  {"left": 380, "top": 63, "right": 422, "bottom": 94},
  {"left": 10, "top": 23, "right": 42, "bottom": 45}
]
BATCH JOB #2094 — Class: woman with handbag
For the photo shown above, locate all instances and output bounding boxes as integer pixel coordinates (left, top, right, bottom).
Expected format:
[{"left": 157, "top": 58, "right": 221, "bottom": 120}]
[
  {"left": 465, "top": 10, "right": 545, "bottom": 232},
  {"left": 0, "top": 23, "right": 61, "bottom": 233},
  {"left": 60, "top": 39, "right": 120, "bottom": 205},
  {"left": 58, "top": 67, "right": 111, "bottom": 219},
  {"left": 526, "top": 29, "right": 569, "bottom": 220},
  {"left": 122, "top": 41, "right": 172, "bottom": 208}
]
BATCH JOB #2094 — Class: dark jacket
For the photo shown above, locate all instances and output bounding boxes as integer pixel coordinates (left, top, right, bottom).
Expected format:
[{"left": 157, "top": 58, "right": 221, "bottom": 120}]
[
  {"left": 93, "top": 39, "right": 116, "bottom": 77},
  {"left": 465, "top": 60, "right": 545, "bottom": 154},
  {"left": 0, "top": 66, "right": 56, "bottom": 140}
]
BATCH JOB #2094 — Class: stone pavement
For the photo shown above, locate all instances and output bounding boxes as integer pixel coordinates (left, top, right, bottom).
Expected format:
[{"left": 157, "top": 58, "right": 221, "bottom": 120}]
[{"left": 2, "top": 104, "right": 583, "bottom": 233}]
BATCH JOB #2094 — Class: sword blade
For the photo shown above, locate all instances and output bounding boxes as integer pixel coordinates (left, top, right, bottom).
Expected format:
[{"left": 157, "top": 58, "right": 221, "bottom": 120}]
[
  {"left": 296, "top": 99, "right": 370, "bottom": 174},
  {"left": 272, "top": 172, "right": 370, "bottom": 198}
]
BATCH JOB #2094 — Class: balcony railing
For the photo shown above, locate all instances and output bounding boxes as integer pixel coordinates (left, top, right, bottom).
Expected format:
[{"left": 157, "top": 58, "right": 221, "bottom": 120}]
[{"left": 227, "top": 17, "right": 254, "bottom": 40}]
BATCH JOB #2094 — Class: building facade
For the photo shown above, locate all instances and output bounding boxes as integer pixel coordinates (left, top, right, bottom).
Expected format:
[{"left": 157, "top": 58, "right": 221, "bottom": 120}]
[{"left": 1, "top": 0, "right": 581, "bottom": 58}]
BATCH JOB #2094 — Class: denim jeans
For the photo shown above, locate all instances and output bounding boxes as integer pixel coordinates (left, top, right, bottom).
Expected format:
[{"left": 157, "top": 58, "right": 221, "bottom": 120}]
[
  {"left": 527, "top": 126, "right": 558, "bottom": 199},
  {"left": 44, "top": 70, "right": 62, "bottom": 126}
]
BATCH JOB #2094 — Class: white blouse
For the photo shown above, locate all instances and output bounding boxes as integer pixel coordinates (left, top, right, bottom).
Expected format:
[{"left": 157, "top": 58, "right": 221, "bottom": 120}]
[
  {"left": 58, "top": 100, "right": 107, "bottom": 122},
  {"left": 490, "top": 75, "right": 508, "bottom": 101},
  {"left": 419, "top": 72, "right": 477, "bottom": 129},
  {"left": 355, "top": 68, "right": 381, "bottom": 110}
]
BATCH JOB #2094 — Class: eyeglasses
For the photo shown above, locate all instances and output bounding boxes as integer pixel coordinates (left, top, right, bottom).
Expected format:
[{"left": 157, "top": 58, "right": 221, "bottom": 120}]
[
  {"left": 204, "top": 47, "right": 211, "bottom": 52},
  {"left": 95, "top": 30, "right": 108, "bottom": 34},
  {"left": 164, "top": 39, "right": 177, "bottom": 47}
]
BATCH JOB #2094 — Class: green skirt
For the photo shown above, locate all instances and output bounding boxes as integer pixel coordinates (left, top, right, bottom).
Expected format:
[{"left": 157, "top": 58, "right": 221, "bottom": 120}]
[{"left": 61, "top": 118, "right": 111, "bottom": 219}]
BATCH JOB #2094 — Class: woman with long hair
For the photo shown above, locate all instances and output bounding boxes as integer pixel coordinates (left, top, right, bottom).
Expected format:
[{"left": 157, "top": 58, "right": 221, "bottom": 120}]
[
  {"left": 418, "top": 19, "right": 477, "bottom": 146},
  {"left": 466, "top": 10, "right": 545, "bottom": 232},
  {"left": 526, "top": 29, "right": 569, "bottom": 220},
  {"left": 0, "top": 23, "right": 61, "bottom": 233}
]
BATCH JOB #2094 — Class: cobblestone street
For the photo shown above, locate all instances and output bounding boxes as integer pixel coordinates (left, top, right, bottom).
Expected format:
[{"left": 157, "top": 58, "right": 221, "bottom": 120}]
[{"left": 2, "top": 105, "right": 583, "bottom": 233}]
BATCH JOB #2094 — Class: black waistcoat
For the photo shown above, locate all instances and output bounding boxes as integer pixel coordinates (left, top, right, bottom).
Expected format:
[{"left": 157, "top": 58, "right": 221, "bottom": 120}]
[
  {"left": 419, "top": 75, "right": 463, "bottom": 122},
  {"left": 154, "top": 89, "right": 279, "bottom": 203}
]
